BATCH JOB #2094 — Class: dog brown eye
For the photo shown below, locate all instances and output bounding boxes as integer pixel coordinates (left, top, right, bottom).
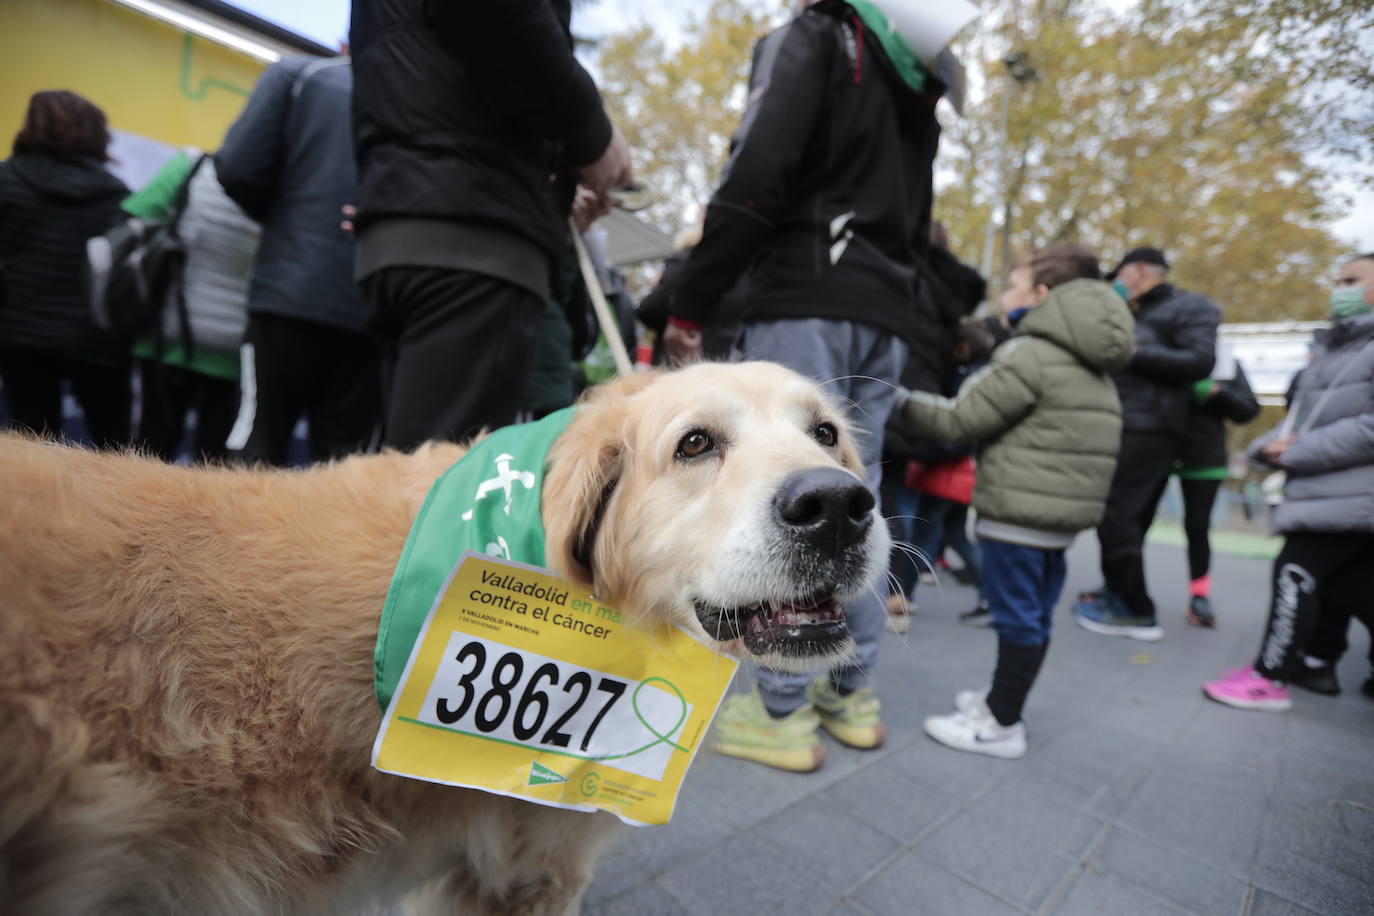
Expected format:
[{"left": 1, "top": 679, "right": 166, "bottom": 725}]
[
  {"left": 814, "top": 423, "right": 838, "bottom": 448},
  {"left": 676, "top": 430, "right": 715, "bottom": 460}
]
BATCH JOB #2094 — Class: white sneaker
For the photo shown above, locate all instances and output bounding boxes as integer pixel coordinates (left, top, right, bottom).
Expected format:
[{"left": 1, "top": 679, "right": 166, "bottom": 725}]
[
  {"left": 923, "top": 707, "right": 1026, "bottom": 759},
  {"left": 884, "top": 593, "right": 912, "bottom": 634},
  {"left": 953, "top": 688, "right": 990, "bottom": 716}
]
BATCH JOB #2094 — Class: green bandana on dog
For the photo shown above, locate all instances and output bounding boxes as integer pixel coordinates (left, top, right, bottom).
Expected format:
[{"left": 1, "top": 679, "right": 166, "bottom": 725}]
[{"left": 374, "top": 408, "right": 576, "bottom": 709}]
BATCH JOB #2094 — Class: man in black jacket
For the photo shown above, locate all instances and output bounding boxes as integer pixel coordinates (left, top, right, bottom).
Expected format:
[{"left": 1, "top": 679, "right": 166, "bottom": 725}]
[
  {"left": 350, "top": 0, "right": 632, "bottom": 450},
  {"left": 663, "top": 0, "right": 966, "bottom": 772},
  {"left": 217, "top": 55, "right": 381, "bottom": 466},
  {"left": 1074, "top": 247, "right": 1219, "bottom": 641}
]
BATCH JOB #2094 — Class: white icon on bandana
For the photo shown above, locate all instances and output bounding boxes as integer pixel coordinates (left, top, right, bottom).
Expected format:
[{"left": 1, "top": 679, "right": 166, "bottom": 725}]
[
  {"left": 460, "top": 453, "right": 536, "bottom": 521},
  {"left": 484, "top": 535, "right": 511, "bottom": 559}
]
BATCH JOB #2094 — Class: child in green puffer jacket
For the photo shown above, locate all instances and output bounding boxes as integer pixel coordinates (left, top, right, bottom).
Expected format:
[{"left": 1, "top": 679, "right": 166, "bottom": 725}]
[{"left": 892, "top": 244, "right": 1134, "bottom": 758}]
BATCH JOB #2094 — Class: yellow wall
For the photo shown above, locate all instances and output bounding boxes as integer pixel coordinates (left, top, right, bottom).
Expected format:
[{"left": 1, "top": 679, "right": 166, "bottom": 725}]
[{"left": 0, "top": 0, "right": 266, "bottom": 151}]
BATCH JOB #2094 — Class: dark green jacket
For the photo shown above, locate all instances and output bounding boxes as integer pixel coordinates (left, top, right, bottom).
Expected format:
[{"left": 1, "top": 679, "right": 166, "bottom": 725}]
[{"left": 895, "top": 279, "right": 1134, "bottom": 543}]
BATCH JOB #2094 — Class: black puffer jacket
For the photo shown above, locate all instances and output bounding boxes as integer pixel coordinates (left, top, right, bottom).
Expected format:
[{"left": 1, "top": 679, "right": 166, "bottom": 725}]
[
  {"left": 884, "top": 247, "right": 986, "bottom": 461},
  {"left": 0, "top": 151, "right": 128, "bottom": 365},
  {"left": 349, "top": 0, "right": 610, "bottom": 266},
  {"left": 669, "top": 0, "right": 943, "bottom": 367},
  {"left": 1115, "top": 283, "right": 1219, "bottom": 435},
  {"left": 1178, "top": 361, "right": 1260, "bottom": 470}
]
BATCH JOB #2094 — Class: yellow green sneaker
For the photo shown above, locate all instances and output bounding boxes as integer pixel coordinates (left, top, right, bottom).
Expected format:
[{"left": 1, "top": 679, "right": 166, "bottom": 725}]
[
  {"left": 807, "top": 678, "right": 886, "bottom": 750},
  {"left": 713, "top": 690, "right": 825, "bottom": 772}
]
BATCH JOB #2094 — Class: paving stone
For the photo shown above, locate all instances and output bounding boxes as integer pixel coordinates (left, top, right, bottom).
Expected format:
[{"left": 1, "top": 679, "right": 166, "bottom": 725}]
[
  {"left": 849, "top": 849, "right": 1023, "bottom": 916},
  {"left": 1250, "top": 812, "right": 1374, "bottom": 916},
  {"left": 1245, "top": 889, "right": 1320, "bottom": 916},
  {"left": 1015, "top": 720, "right": 1159, "bottom": 816},
  {"left": 817, "top": 756, "right": 962, "bottom": 843},
  {"left": 1114, "top": 750, "right": 1269, "bottom": 869},
  {"left": 1050, "top": 867, "right": 1192, "bottom": 916},
  {"left": 1089, "top": 827, "right": 1249, "bottom": 916},
  {"left": 883, "top": 731, "right": 1007, "bottom": 799},
  {"left": 1257, "top": 798, "right": 1374, "bottom": 889},
  {"left": 584, "top": 806, "right": 724, "bottom": 904},
  {"left": 654, "top": 795, "right": 899, "bottom": 915},
  {"left": 585, "top": 879, "right": 699, "bottom": 916},
  {"left": 916, "top": 784, "right": 1101, "bottom": 911}
]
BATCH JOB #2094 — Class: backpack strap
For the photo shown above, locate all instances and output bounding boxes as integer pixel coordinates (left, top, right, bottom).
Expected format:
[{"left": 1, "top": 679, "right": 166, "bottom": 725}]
[
  {"left": 167, "top": 153, "right": 209, "bottom": 237},
  {"left": 158, "top": 153, "right": 209, "bottom": 361}
]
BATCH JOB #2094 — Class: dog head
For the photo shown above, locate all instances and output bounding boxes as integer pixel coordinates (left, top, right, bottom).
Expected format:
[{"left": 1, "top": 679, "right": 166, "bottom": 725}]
[{"left": 542, "top": 362, "right": 889, "bottom": 672}]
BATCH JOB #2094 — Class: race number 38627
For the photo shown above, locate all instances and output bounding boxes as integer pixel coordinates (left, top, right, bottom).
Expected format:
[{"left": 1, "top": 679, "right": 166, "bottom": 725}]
[{"left": 416, "top": 632, "right": 692, "bottom": 782}]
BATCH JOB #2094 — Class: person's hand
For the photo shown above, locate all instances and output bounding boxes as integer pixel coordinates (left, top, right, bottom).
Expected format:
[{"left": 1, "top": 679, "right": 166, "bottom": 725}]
[
  {"left": 1260, "top": 435, "right": 1295, "bottom": 467},
  {"left": 571, "top": 186, "right": 611, "bottom": 232},
  {"left": 575, "top": 124, "right": 633, "bottom": 196},
  {"left": 662, "top": 322, "right": 702, "bottom": 366},
  {"left": 340, "top": 204, "right": 357, "bottom": 235}
]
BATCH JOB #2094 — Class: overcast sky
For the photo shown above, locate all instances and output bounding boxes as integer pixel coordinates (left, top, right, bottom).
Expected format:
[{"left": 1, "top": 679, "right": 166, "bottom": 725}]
[{"left": 232, "top": 0, "right": 1371, "bottom": 255}]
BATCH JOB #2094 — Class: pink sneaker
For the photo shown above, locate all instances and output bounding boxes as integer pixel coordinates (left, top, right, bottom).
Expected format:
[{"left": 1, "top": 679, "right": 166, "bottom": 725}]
[{"left": 1202, "top": 667, "right": 1291, "bottom": 711}]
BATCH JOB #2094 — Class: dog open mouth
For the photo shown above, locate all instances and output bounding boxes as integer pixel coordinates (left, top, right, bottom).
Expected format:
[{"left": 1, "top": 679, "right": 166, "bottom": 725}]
[{"left": 694, "top": 591, "right": 848, "bottom": 656}]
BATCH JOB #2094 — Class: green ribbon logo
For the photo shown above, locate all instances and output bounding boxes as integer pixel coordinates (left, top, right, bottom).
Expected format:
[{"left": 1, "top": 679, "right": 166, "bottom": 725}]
[{"left": 590, "top": 677, "right": 689, "bottom": 762}]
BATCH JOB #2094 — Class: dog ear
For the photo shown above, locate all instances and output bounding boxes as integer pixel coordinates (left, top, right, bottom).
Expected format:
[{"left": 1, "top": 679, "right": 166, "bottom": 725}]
[{"left": 543, "top": 372, "right": 659, "bottom": 590}]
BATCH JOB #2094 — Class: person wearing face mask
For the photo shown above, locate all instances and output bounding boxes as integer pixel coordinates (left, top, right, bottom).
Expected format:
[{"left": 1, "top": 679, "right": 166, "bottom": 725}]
[
  {"left": 1073, "top": 247, "right": 1219, "bottom": 642},
  {"left": 1202, "top": 253, "right": 1374, "bottom": 709}
]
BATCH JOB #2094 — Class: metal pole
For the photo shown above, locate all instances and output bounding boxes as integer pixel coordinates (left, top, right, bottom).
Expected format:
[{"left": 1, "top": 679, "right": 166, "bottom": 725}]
[{"left": 979, "top": 74, "right": 1013, "bottom": 282}]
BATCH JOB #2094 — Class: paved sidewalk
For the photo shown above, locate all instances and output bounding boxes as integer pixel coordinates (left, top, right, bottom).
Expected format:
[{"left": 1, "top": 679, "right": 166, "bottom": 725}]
[{"left": 584, "top": 540, "right": 1374, "bottom": 916}]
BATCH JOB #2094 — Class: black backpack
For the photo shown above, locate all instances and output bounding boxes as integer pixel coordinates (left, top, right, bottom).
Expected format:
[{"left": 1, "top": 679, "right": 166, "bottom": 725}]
[{"left": 85, "top": 154, "right": 207, "bottom": 354}]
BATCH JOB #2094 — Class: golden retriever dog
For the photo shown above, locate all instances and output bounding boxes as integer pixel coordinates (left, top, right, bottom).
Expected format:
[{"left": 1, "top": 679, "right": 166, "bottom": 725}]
[{"left": 0, "top": 361, "right": 889, "bottom": 915}]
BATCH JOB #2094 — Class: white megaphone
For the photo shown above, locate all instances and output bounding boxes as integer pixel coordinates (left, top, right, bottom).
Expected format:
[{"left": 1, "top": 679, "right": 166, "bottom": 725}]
[
  {"left": 849, "top": 0, "right": 979, "bottom": 113},
  {"left": 861, "top": 0, "right": 978, "bottom": 65}
]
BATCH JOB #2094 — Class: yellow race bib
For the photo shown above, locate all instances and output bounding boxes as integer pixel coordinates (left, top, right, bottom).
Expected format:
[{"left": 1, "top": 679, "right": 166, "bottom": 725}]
[{"left": 372, "top": 552, "right": 738, "bottom": 826}]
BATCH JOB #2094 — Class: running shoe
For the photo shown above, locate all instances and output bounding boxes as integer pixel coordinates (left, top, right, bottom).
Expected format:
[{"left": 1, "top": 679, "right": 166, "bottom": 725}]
[
  {"left": 1289, "top": 661, "right": 1340, "bottom": 696},
  {"left": 959, "top": 599, "right": 992, "bottom": 627},
  {"left": 884, "top": 592, "right": 911, "bottom": 634},
  {"left": 713, "top": 691, "right": 825, "bottom": 771},
  {"left": 1201, "top": 667, "right": 1291, "bottom": 711},
  {"left": 1073, "top": 592, "right": 1163, "bottom": 642},
  {"left": 1186, "top": 595, "right": 1217, "bottom": 629},
  {"left": 924, "top": 704, "right": 1026, "bottom": 759},
  {"left": 807, "top": 678, "right": 886, "bottom": 749}
]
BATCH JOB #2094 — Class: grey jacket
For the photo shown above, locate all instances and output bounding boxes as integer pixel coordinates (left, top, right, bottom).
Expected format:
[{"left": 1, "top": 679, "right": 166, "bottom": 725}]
[
  {"left": 896, "top": 279, "right": 1135, "bottom": 547},
  {"left": 216, "top": 57, "right": 366, "bottom": 333},
  {"left": 1253, "top": 312, "right": 1374, "bottom": 534}
]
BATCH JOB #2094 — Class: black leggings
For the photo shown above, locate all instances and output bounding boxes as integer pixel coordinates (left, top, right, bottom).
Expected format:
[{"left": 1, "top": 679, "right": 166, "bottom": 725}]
[
  {"left": 1255, "top": 532, "right": 1374, "bottom": 681},
  {"left": 0, "top": 347, "right": 131, "bottom": 449},
  {"left": 1180, "top": 478, "right": 1222, "bottom": 581}
]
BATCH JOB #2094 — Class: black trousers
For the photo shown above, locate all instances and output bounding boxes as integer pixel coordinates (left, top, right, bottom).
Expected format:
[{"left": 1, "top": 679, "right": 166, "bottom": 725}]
[
  {"left": 137, "top": 361, "right": 240, "bottom": 463},
  {"left": 363, "top": 267, "right": 544, "bottom": 451},
  {"left": 1180, "top": 477, "right": 1223, "bottom": 582},
  {"left": 229, "top": 313, "right": 383, "bottom": 467},
  {"left": 0, "top": 346, "right": 131, "bottom": 449},
  {"left": 1097, "top": 430, "right": 1179, "bottom": 618},
  {"left": 1255, "top": 533, "right": 1374, "bottom": 681}
]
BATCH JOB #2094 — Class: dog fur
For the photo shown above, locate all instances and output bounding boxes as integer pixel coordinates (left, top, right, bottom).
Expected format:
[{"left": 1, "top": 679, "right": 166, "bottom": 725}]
[{"left": 0, "top": 362, "right": 885, "bottom": 915}]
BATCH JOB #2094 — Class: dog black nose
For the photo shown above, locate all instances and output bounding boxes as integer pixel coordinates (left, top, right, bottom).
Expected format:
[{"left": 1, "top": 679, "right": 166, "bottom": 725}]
[{"left": 774, "top": 468, "right": 874, "bottom": 556}]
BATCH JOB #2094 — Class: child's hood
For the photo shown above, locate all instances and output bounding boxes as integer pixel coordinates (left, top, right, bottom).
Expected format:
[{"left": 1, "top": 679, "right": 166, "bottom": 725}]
[{"left": 1017, "top": 278, "right": 1134, "bottom": 373}]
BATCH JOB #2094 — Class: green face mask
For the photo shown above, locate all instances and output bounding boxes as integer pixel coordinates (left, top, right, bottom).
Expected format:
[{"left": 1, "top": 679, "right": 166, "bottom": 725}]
[
  {"left": 1330, "top": 286, "right": 1372, "bottom": 320},
  {"left": 1112, "top": 280, "right": 1130, "bottom": 302}
]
